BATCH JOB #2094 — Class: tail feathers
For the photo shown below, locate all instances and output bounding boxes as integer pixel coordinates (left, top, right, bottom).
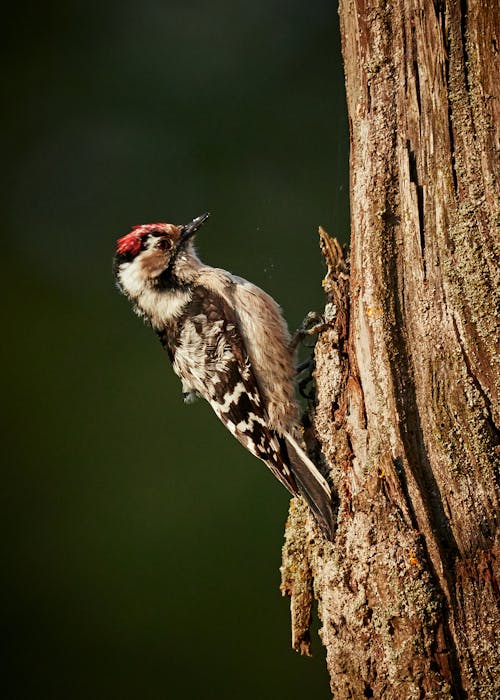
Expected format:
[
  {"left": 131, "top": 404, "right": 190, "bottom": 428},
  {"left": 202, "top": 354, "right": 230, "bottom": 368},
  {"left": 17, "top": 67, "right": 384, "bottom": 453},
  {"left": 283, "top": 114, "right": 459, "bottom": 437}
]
[{"left": 284, "top": 434, "right": 336, "bottom": 541}]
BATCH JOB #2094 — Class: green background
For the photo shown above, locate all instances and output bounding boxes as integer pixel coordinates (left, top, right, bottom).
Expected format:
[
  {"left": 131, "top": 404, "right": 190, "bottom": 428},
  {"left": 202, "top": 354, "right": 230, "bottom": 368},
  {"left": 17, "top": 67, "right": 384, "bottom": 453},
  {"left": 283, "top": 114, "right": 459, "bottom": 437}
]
[{"left": 2, "top": 1, "right": 349, "bottom": 698}]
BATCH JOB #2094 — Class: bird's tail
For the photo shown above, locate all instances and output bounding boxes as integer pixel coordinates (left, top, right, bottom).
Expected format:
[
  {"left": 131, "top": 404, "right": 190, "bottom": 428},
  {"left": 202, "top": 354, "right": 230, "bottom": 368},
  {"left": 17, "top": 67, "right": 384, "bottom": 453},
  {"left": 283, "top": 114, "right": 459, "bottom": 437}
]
[{"left": 284, "top": 433, "right": 336, "bottom": 541}]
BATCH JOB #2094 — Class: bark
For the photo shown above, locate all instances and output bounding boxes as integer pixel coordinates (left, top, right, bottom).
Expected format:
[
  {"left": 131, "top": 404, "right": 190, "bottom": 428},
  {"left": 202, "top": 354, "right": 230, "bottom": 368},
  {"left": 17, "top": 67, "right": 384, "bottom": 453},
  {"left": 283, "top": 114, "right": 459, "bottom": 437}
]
[{"left": 281, "top": 1, "right": 499, "bottom": 697}]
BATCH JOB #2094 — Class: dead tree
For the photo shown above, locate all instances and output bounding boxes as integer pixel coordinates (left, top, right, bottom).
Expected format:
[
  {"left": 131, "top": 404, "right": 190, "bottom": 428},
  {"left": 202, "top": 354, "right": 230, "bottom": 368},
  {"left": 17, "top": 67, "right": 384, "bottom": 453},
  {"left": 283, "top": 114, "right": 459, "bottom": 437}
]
[{"left": 281, "top": 1, "right": 499, "bottom": 697}]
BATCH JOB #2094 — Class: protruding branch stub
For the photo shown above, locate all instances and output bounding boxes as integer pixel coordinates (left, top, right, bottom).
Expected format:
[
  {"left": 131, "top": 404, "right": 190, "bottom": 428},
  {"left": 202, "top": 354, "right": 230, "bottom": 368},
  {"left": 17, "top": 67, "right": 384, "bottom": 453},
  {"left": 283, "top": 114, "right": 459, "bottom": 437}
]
[
  {"left": 281, "top": 227, "right": 350, "bottom": 655},
  {"left": 317, "top": 226, "right": 350, "bottom": 346},
  {"left": 280, "top": 498, "right": 315, "bottom": 656},
  {"left": 318, "top": 226, "right": 349, "bottom": 296}
]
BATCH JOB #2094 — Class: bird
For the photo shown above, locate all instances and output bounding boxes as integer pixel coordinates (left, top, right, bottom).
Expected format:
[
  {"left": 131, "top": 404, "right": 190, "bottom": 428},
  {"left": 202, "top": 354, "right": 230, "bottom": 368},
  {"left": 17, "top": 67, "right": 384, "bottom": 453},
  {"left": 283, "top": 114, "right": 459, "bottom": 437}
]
[{"left": 113, "top": 212, "right": 334, "bottom": 539}]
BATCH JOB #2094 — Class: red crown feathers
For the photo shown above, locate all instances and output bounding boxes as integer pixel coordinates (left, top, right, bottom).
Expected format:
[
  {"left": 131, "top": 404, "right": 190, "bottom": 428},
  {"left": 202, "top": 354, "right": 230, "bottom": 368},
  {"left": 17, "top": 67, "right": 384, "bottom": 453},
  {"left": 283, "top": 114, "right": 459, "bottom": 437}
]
[{"left": 116, "top": 223, "right": 167, "bottom": 256}]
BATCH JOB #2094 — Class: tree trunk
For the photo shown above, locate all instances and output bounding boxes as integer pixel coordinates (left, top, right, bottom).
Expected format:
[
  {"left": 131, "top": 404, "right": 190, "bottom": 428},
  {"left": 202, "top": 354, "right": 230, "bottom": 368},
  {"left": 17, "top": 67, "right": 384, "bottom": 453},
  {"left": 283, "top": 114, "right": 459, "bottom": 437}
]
[{"left": 281, "top": 1, "right": 499, "bottom": 697}]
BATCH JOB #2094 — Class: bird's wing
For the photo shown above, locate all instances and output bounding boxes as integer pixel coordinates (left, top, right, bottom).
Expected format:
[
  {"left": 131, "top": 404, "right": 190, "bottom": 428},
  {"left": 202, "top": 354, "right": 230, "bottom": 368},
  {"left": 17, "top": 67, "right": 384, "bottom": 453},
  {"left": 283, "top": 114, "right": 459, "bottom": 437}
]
[
  {"left": 220, "top": 272, "right": 299, "bottom": 432},
  {"left": 172, "top": 286, "right": 299, "bottom": 496}
]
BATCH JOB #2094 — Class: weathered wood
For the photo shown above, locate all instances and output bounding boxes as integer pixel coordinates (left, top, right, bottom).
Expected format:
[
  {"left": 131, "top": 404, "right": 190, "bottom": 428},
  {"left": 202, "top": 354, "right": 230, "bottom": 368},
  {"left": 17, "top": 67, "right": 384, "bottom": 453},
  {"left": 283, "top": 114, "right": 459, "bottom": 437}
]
[{"left": 281, "top": 1, "right": 499, "bottom": 697}]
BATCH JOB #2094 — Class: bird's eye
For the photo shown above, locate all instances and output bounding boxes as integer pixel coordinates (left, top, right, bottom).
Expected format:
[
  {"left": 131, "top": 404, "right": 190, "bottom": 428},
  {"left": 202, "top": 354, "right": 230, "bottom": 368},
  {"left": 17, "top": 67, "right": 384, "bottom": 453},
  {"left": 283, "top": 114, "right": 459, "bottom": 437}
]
[{"left": 155, "top": 238, "right": 172, "bottom": 251}]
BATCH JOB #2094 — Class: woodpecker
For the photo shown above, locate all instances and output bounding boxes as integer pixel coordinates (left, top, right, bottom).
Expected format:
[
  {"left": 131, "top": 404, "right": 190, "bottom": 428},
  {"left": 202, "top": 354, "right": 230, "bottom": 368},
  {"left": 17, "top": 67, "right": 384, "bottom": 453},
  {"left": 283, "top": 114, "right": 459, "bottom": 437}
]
[{"left": 113, "top": 213, "right": 334, "bottom": 539}]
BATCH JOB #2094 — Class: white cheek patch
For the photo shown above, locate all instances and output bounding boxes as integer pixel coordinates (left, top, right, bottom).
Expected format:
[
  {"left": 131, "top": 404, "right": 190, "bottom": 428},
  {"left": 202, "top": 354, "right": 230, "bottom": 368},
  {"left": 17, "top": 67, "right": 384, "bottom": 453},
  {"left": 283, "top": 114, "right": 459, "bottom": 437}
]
[
  {"left": 118, "top": 260, "right": 145, "bottom": 298},
  {"left": 118, "top": 260, "right": 191, "bottom": 325}
]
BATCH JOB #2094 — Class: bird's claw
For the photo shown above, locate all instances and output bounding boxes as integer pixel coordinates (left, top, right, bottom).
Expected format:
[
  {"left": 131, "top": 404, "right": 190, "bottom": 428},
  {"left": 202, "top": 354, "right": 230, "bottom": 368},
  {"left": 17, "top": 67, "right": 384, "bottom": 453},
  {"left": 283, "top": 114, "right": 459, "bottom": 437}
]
[{"left": 291, "top": 311, "right": 328, "bottom": 351}]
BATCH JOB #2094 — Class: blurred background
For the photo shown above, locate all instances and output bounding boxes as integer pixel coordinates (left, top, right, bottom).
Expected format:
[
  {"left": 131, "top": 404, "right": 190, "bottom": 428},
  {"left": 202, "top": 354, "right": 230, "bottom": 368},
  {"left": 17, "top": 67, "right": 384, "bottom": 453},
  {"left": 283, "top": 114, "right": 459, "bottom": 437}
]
[{"left": 2, "top": 1, "right": 349, "bottom": 698}]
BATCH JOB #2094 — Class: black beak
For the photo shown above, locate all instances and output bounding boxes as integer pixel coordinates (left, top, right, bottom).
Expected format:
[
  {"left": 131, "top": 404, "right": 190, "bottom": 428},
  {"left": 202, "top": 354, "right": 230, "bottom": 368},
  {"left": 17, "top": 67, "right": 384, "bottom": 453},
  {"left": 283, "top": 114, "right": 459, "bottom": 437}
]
[{"left": 181, "top": 212, "right": 210, "bottom": 240}]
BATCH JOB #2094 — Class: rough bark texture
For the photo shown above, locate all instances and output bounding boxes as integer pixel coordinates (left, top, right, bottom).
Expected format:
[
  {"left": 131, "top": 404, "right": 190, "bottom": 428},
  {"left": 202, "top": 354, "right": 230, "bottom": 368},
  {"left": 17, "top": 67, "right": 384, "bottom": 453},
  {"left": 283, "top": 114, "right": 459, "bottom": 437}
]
[{"left": 281, "top": 1, "right": 499, "bottom": 697}]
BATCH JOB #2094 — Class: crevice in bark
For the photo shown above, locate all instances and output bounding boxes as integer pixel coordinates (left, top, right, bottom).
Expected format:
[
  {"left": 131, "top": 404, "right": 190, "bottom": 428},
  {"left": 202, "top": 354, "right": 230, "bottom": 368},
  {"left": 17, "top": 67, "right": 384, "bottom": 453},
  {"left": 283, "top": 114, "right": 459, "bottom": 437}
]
[
  {"left": 407, "top": 140, "right": 426, "bottom": 275},
  {"left": 442, "top": 17, "right": 459, "bottom": 197},
  {"left": 391, "top": 457, "right": 419, "bottom": 531},
  {"left": 459, "top": 0, "right": 470, "bottom": 96},
  {"left": 410, "top": 16, "right": 422, "bottom": 116}
]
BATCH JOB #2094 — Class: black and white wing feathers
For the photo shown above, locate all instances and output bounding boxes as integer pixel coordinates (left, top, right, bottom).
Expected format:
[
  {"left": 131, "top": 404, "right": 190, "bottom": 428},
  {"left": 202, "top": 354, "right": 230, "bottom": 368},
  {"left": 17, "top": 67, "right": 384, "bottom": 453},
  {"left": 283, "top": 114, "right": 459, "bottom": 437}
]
[{"left": 167, "top": 286, "right": 300, "bottom": 496}]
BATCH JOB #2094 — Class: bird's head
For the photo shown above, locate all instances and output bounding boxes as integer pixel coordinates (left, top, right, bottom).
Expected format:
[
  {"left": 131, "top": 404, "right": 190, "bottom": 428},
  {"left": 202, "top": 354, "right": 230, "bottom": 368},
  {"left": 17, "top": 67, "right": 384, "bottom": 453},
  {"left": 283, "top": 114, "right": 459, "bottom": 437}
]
[{"left": 113, "top": 213, "right": 210, "bottom": 297}]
